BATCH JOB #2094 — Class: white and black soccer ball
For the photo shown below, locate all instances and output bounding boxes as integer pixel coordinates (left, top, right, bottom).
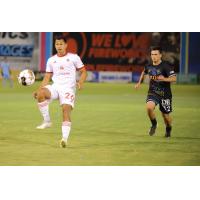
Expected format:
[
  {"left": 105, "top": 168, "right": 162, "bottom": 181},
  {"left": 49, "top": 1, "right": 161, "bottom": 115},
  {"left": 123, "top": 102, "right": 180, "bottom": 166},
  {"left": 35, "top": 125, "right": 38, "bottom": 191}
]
[{"left": 18, "top": 69, "right": 35, "bottom": 86}]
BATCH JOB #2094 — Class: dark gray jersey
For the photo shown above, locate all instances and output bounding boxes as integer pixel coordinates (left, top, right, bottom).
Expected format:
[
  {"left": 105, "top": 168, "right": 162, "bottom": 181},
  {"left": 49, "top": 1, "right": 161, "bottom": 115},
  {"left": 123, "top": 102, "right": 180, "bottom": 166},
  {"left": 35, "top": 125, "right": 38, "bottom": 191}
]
[{"left": 144, "top": 61, "right": 176, "bottom": 98}]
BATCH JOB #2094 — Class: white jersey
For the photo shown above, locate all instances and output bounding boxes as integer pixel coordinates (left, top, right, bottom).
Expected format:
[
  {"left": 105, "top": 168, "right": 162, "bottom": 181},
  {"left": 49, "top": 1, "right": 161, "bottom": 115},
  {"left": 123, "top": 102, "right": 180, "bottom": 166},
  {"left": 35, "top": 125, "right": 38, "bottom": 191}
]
[{"left": 46, "top": 53, "right": 84, "bottom": 86}]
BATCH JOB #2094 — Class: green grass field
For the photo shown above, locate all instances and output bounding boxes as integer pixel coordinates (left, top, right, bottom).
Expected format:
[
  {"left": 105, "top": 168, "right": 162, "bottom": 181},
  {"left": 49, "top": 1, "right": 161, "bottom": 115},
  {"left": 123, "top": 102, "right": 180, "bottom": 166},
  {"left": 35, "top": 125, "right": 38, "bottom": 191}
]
[{"left": 0, "top": 81, "right": 200, "bottom": 166}]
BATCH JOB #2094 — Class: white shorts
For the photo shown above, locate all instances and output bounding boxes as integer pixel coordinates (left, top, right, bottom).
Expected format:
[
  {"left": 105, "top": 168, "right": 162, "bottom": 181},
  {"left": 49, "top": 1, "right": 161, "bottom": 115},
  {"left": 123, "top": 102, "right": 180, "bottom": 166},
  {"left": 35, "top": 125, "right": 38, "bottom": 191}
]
[{"left": 44, "top": 84, "right": 76, "bottom": 108}]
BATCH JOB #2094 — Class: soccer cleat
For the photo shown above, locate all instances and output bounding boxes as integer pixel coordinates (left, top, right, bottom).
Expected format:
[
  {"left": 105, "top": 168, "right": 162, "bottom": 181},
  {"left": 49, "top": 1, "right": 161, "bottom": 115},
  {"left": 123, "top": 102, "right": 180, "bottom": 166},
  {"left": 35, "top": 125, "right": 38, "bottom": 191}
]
[
  {"left": 149, "top": 125, "right": 157, "bottom": 136},
  {"left": 36, "top": 121, "right": 52, "bottom": 129},
  {"left": 60, "top": 139, "right": 67, "bottom": 148},
  {"left": 165, "top": 126, "right": 172, "bottom": 138}
]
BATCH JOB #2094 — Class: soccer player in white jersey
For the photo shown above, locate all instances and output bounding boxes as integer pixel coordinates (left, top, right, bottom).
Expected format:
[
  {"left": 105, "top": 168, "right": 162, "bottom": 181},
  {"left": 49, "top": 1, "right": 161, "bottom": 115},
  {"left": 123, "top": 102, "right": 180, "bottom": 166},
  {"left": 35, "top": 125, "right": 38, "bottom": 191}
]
[{"left": 33, "top": 34, "right": 87, "bottom": 148}]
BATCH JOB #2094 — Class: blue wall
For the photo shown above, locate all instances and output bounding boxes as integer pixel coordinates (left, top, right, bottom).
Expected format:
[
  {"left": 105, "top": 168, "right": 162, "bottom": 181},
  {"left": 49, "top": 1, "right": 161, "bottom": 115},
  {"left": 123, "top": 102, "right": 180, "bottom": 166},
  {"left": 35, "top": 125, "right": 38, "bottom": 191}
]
[{"left": 189, "top": 32, "right": 200, "bottom": 73}]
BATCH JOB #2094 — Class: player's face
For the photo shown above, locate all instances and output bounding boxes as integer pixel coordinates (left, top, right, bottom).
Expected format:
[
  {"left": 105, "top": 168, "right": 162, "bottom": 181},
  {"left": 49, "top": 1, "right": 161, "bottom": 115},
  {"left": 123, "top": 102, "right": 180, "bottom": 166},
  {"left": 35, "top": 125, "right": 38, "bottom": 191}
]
[
  {"left": 151, "top": 50, "right": 162, "bottom": 64},
  {"left": 55, "top": 39, "right": 67, "bottom": 56}
]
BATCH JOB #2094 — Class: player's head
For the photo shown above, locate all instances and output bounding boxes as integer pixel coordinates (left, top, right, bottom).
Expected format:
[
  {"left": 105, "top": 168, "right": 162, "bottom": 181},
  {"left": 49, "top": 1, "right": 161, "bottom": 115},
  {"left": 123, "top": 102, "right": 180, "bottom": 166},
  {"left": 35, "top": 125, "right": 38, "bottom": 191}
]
[
  {"left": 150, "top": 46, "right": 162, "bottom": 64},
  {"left": 54, "top": 34, "right": 68, "bottom": 56}
]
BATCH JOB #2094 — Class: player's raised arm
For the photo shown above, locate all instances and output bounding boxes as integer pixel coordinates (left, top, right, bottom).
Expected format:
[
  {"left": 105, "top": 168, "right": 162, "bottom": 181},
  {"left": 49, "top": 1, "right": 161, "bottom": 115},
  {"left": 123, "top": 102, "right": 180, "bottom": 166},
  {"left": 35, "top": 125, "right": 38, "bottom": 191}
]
[
  {"left": 134, "top": 69, "right": 145, "bottom": 89},
  {"left": 77, "top": 67, "right": 87, "bottom": 90},
  {"left": 39, "top": 72, "right": 53, "bottom": 88}
]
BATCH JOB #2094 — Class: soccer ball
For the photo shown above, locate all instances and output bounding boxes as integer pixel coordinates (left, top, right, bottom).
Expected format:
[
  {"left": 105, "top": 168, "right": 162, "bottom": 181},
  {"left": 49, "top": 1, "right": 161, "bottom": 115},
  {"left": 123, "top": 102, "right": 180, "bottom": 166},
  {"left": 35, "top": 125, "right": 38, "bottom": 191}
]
[{"left": 18, "top": 69, "right": 35, "bottom": 86}]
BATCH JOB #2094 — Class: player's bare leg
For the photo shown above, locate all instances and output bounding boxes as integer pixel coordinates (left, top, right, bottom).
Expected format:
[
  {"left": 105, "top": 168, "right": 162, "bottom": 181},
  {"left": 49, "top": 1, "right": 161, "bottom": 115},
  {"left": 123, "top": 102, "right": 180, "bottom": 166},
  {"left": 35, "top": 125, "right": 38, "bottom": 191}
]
[
  {"left": 36, "top": 88, "right": 52, "bottom": 129},
  {"left": 37, "top": 88, "right": 51, "bottom": 102},
  {"left": 146, "top": 101, "right": 157, "bottom": 136},
  {"left": 60, "top": 104, "right": 72, "bottom": 148},
  {"left": 162, "top": 113, "right": 172, "bottom": 138}
]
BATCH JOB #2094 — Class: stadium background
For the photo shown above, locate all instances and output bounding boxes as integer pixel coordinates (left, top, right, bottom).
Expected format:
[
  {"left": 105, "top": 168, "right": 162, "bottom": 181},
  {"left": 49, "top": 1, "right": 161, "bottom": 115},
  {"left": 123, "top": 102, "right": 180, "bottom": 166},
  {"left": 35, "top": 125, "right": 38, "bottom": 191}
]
[{"left": 0, "top": 32, "right": 200, "bottom": 84}]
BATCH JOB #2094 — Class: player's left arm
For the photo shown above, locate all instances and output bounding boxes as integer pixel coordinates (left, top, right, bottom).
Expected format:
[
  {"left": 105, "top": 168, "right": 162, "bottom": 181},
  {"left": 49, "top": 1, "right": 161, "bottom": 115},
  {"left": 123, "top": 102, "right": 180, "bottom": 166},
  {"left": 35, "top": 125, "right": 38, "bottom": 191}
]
[
  {"left": 157, "top": 65, "right": 176, "bottom": 82},
  {"left": 157, "top": 74, "right": 176, "bottom": 82},
  {"left": 77, "top": 66, "right": 87, "bottom": 90},
  {"left": 74, "top": 54, "right": 87, "bottom": 90}
]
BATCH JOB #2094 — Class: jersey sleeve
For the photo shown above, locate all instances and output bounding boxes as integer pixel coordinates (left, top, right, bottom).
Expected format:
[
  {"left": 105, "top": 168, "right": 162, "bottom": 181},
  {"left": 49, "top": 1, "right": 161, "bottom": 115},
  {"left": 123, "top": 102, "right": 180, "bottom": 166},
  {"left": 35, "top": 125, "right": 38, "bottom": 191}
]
[
  {"left": 74, "top": 54, "right": 84, "bottom": 70},
  {"left": 144, "top": 66, "right": 148, "bottom": 75},
  {"left": 46, "top": 58, "right": 53, "bottom": 73},
  {"left": 165, "top": 63, "right": 176, "bottom": 77}
]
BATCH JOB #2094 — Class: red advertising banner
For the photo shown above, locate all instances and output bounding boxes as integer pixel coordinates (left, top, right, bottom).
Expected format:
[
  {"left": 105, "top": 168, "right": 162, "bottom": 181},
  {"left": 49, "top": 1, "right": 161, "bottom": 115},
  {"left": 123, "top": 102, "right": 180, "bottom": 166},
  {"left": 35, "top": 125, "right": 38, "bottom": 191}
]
[
  {"left": 53, "top": 32, "right": 152, "bottom": 72},
  {"left": 53, "top": 32, "right": 180, "bottom": 72}
]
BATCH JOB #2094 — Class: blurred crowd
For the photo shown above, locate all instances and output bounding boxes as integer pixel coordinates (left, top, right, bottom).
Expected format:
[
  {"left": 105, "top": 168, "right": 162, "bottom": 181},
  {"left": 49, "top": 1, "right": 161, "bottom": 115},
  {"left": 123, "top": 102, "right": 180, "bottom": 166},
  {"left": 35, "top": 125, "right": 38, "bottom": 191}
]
[{"left": 151, "top": 32, "right": 180, "bottom": 72}]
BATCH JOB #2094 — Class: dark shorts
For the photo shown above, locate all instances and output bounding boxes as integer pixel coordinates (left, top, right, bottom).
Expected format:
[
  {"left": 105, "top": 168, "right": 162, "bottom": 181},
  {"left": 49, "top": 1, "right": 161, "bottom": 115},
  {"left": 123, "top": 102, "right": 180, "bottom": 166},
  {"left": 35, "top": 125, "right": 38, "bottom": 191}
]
[{"left": 146, "top": 95, "right": 172, "bottom": 114}]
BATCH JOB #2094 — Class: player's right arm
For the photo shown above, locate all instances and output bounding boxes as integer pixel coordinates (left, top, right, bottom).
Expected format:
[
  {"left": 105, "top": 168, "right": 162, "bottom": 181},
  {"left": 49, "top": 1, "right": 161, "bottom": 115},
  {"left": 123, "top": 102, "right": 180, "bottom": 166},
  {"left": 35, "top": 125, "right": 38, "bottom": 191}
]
[
  {"left": 39, "top": 72, "right": 52, "bottom": 88},
  {"left": 134, "top": 69, "right": 145, "bottom": 89},
  {"left": 33, "top": 58, "right": 53, "bottom": 99}
]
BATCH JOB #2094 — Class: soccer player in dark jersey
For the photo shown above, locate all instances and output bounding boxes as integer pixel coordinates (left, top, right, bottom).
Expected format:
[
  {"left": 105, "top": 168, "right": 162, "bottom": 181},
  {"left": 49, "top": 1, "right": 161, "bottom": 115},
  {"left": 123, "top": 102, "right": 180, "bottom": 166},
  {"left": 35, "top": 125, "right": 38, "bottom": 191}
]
[{"left": 135, "top": 46, "right": 176, "bottom": 137}]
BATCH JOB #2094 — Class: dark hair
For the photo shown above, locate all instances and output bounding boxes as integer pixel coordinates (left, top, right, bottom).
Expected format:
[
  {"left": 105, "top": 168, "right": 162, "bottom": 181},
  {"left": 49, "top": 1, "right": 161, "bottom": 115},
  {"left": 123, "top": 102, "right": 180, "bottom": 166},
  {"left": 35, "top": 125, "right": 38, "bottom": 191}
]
[
  {"left": 150, "top": 46, "right": 162, "bottom": 53},
  {"left": 54, "top": 34, "right": 68, "bottom": 43}
]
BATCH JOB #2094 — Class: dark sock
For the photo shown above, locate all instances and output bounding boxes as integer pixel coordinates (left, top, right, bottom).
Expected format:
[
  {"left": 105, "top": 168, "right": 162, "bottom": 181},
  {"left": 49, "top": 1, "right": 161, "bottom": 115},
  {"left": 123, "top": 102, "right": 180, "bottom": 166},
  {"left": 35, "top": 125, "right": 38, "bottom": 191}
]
[
  {"left": 166, "top": 126, "right": 172, "bottom": 133},
  {"left": 151, "top": 119, "right": 157, "bottom": 127}
]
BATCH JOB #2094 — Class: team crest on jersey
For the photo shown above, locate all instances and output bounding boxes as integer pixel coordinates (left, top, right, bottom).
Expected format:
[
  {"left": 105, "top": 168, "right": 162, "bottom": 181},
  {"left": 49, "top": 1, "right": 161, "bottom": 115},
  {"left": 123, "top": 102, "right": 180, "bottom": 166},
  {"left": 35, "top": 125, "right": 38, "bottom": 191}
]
[
  {"left": 66, "top": 59, "right": 70, "bottom": 62},
  {"left": 60, "top": 66, "right": 64, "bottom": 70},
  {"left": 157, "top": 69, "right": 161, "bottom": 74},
  {"left": 149, "top": 68, "right": 157, "bottom": 76},
  {"left": 148, "top": 67, "right": 161, "bottom": 76}
]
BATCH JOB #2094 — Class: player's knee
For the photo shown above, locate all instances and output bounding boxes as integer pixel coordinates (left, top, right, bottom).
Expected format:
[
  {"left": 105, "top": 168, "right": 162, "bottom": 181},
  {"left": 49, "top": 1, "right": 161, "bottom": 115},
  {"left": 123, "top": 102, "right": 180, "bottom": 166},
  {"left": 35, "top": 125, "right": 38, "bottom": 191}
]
[
  {"left": 146, "top": 105, "right": 154, "bottom": 112},
  {"left": 37, "top": 88, "right": 46, "bottom": 101}
]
